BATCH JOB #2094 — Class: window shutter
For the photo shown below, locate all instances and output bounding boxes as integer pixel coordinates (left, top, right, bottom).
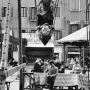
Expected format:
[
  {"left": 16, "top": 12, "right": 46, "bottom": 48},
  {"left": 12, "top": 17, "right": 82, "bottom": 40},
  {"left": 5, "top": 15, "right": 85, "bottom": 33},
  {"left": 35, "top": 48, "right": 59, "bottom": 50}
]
[
  {"left": 11, "top": 7, "right": 13, "bottom": 17},
  {"left": 2, "top": 7, "right": 4, "bottom": 17},
  {"left": 29, "top": 7, "right": 31, "bottom": 20},
  {"left": 54, "top": 7, "right": 60, "bottom": 17},
  {"left": 25, "top": 7, "right": 27, "bottom": 17}
]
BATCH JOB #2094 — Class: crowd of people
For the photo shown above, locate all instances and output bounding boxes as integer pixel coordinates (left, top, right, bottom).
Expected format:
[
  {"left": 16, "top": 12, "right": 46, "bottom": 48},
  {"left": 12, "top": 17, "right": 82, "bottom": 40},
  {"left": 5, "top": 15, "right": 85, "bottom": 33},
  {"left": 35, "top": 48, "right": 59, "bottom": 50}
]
[
  {"left": 33, "top": 58, "right": 58, "bottom": 90},
  {"left": 33, "top": 57, "right": 65, "bottom": 73},
  {"left": 33, "top": 56, "right": 82, "bottom": 74},
  {"left": 31, "top": 56, "right": 82, "bottom": 90},
  {"left": 66, "top": 57, "right": 82, "bottom": 74}
]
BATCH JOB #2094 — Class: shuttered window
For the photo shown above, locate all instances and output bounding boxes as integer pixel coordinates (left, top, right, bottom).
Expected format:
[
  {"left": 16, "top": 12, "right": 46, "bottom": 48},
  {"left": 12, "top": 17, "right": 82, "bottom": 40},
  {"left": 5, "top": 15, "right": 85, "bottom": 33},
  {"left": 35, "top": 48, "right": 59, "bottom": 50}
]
[
  {"left": 30, "top": 7, "right": 37, "bottom": 21},
  {"left": 54, "top": 7, "right": 60, "bottom": 17},
  {"left": 21, "top": 7, "right": 27, "bottom": 17},
  {"left": 2, "top": 7, "right": 6, "bottom": 17},
  {"left": 54, "top": 30, "right": 62, "bottom": 40},
  {"left": 2, "top": 7, "right": 13, "bottom": 17},
  {"left": 69, "top": 24, "right": 81, "bottom": 34},
  {"left": 70, "top": 0, "right": 80, "bottom": 11}
]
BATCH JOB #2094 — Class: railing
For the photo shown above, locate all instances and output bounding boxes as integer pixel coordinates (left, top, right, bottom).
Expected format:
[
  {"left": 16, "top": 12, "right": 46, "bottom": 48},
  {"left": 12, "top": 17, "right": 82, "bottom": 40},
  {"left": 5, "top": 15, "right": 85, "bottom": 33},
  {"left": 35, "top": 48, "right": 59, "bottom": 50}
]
[
  {"left": 0, "top": 63, "right": 26, "bottom": 90},
  {"left": 23, "top": 72, "right": 90, "bottom": 90},
  {"left": 23, "top": 72, "right": 35, "bottom": 90}
]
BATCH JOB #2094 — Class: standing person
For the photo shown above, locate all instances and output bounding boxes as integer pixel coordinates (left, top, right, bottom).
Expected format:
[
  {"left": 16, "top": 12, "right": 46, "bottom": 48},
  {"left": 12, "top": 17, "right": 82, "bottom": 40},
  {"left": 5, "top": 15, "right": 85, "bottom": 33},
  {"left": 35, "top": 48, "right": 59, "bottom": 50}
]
[
  {"left": 33, "top": 58, "right": 43, "bottom": 72},
  {"left": 42, "top": 60, "right": 49, "bottom": 72},
  {"left": 22, "top": 55, "right": 27, "bottom": 65},
  {"left": 45, "top": 60, "right": 58, "bottom": 90},
  {"left": 54, "top": 56, "right": 61, "bottom": 72},
  {"left": 37, "top": 0, "right": 54, "bottom": 25}
]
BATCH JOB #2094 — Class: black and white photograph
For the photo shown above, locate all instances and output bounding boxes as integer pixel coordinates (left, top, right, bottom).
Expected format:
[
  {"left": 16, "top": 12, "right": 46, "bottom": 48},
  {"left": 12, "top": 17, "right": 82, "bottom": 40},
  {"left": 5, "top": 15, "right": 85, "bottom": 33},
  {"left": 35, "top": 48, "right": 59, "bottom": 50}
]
[{"left": 0, "top": 0, "right": 90, "bottom": 90}]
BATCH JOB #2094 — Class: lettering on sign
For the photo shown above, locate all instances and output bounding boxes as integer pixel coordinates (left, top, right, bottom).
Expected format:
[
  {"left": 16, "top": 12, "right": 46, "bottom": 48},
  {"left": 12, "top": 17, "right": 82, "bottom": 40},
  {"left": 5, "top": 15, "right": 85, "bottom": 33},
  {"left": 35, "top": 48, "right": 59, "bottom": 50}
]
[{"left": 27, "top": 33, "right": 54, "bottom": 44}]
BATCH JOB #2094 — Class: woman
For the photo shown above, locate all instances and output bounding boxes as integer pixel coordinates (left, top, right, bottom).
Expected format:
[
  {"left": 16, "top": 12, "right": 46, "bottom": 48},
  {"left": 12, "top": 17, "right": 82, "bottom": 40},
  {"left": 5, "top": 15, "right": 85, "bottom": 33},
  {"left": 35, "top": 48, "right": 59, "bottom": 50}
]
[
  {"left": 37, "top": 0, "right": 54, "bottom": 25},
  {"left": 72, "top": 60, "right": 82, "bottom": 74}
]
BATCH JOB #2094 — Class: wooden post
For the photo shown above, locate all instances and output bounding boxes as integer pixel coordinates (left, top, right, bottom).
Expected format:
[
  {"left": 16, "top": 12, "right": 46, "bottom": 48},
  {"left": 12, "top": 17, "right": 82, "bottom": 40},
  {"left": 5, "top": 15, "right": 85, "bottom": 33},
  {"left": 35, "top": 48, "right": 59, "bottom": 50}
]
[
  {"left": 0, "top": 20, "right": 2, "bottom": 57},
  {"left": 82, "top": 45, "right": 85, "bottom": 74},
  {"left": 63, "top": 44, "right": 66, "bottom": 66},
  {"left": 18, "top": 0, "right": 24, "bottom": 90}
]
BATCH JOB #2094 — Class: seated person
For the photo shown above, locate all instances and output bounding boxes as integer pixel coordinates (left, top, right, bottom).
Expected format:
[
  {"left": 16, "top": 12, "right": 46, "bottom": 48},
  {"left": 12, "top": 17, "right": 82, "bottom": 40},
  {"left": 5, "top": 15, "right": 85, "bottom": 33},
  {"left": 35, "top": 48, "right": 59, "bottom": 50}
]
[{"left": 72, "top": 60, "right": 82, "bottom": 74}]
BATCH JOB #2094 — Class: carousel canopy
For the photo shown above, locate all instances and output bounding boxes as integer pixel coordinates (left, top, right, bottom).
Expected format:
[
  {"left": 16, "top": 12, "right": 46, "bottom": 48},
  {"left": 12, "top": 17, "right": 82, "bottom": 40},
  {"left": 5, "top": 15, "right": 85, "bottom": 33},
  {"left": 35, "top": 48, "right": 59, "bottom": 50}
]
[{"left": 57, "top": 25, "right": 90, "bottom": 44}]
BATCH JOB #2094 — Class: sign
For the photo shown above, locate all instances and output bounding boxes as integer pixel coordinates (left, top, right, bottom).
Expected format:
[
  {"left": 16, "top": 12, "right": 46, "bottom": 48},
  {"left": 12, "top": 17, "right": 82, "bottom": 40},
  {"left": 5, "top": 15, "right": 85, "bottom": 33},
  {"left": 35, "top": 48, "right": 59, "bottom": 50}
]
[{"left": 22, "top": 33, "right": 54, "bottom": 47}]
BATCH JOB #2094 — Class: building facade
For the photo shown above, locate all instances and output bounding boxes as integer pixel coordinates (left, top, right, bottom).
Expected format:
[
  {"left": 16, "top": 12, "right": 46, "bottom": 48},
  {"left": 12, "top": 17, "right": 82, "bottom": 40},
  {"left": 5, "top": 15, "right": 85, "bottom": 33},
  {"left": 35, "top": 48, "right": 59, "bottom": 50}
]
[
  {"left": 0, "top": 0, "right": 87, "bottom": 62},
  {"left": 0, "top": 0, "right": 64, "bottom": 62},
  {"left": 60, "top": 0, "right": 87, "bottom": 60}
]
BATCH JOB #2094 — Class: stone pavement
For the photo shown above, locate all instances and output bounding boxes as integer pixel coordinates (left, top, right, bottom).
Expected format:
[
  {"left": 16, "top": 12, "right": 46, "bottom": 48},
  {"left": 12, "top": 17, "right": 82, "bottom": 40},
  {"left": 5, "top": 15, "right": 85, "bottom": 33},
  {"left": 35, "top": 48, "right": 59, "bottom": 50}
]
[
  {"left": 5, "top": 65, "right": 33, "bottom": 90},
  {"left": 5, "top": 80, "right": 19, "bottom": 90}
]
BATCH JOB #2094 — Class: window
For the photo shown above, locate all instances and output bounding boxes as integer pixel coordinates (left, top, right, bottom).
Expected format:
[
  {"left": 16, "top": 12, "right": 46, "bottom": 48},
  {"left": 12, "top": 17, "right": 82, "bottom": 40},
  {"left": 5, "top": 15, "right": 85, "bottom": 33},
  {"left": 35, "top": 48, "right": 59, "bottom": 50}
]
[
  {"left": 2, "top": 7, "right": 6, "bottom": 17},
  {"left": 54, "top": 7, "right": 60, "bottom": 17},
  {"left": 30, "top": 7, "right": 37, "bottom": 21},
  {"left": 54, "top": 30, "right": 62, "bottom": 40},
  {"left": 2, "top": 7, "right": 13, "bottom": 17},
  {"left": 31, "top": 30, "right": 36, "bottom": 33},
  {"left": 70, "top": 24, "right": 81, "bottom": 34},
  {"left": 70, "top": 0, "right": 80, "bottom": 11},
  {"left": 21, "top": 7, "right": 27, "bottom": 17},
  {"left": 22, "top": 30, "right": 25, "bottom": 33}
]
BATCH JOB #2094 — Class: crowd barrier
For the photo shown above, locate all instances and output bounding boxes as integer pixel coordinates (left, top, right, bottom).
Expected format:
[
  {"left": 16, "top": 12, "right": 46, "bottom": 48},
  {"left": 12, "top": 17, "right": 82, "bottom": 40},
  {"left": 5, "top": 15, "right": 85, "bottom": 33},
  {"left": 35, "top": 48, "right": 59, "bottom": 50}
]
[
  {"left": 34, "top": 73, "right": 89, "bottom": 90},
  {"left": 23, "top": 72, "right": 89, "bottom": 90}
]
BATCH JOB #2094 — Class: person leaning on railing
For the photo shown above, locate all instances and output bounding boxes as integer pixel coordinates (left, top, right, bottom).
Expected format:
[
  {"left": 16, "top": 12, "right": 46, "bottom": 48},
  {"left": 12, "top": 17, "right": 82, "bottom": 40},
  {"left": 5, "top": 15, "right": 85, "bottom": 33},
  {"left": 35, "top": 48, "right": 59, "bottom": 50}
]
[{"left": 44, "top": 60, "right": 58, "bottom": 90}]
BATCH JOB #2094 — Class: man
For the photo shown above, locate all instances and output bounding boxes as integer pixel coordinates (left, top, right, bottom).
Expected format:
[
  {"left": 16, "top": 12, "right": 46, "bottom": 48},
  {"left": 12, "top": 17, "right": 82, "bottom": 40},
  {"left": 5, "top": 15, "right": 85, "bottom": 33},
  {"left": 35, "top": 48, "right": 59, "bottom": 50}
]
[{"left": 45, "top": 60, "right": 58, "bottom": 90}]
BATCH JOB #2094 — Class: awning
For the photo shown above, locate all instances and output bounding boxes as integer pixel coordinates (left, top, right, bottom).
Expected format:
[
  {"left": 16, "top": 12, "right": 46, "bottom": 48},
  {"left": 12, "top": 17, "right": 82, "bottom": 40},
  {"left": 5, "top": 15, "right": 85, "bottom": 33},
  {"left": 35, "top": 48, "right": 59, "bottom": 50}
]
[{"left": 57, "top": 25, "right": 90, "bottom": 43}]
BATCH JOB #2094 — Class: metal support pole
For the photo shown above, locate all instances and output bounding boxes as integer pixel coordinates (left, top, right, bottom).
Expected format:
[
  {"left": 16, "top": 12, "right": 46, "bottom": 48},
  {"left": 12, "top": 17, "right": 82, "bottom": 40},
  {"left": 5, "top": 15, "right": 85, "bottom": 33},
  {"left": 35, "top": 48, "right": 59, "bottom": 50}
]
[
  {"left": 18, "top": 0, "right": 24, "bottom": 90},
  {"left": 63, "top": 44, "right": 66, "bottom": 67},
  {"left": 82, "top": 45, "right": 85, "bottom": 74},
  {"left": 0, "top": 20, "right": 2, "bottom": 60},
  {"left": 86, "top": 0, "right": 90, "bottom": 89}
]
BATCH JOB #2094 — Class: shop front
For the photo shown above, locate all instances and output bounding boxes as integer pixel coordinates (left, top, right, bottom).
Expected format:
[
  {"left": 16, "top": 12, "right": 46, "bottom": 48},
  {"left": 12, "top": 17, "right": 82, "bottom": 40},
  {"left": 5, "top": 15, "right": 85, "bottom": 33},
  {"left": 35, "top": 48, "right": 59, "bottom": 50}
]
[{"left": 22, "top": 33, "right": 54, "bottom": 63}]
